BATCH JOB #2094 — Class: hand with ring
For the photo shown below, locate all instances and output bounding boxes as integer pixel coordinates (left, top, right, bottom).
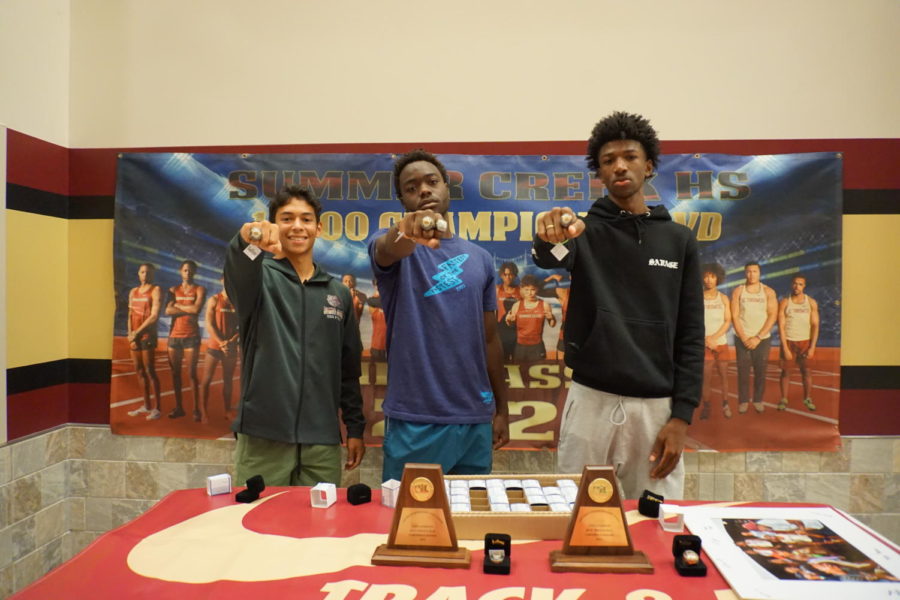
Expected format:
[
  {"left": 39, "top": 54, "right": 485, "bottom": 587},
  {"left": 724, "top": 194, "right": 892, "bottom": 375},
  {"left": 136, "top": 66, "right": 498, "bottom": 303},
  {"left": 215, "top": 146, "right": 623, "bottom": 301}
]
[
  {"left": 241, "top": 220, "right": 281, "bottom": 254},
  {"left": 536, "top": 208, "right": 583, "bottom": 244},
  {"left": 395, "top": 210, "right": 450, "bottom": 249}
]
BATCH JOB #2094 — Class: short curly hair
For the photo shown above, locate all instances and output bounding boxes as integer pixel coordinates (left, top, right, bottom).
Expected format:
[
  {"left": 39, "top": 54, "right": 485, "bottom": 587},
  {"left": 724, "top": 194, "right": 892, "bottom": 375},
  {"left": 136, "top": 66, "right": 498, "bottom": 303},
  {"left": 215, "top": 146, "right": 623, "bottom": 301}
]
[
  {"left": 393, "top": 149, "right": 450, "bottom": 199},
  {"left": 586, "top": 111, "right": 660, "bottom": 174},
  {"left": 701, "top": 262, "right": 726, "bottom": 285}
]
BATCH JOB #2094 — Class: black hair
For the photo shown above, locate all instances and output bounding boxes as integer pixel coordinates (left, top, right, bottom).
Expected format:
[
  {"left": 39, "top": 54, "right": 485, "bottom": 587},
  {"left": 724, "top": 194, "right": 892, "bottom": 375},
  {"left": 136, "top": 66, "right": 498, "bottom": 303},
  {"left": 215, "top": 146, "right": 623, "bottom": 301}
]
[
  {"left": 393, "top": 149, "right": 449, "bottom": 199},
  {"left": 269, "top": 185, "right": 321, "bottom": 222},
  {"left": 499, "top": 261, "right": 519, "bottom": 277},
  {"left": 701, "top": 262, "right": 726, "bottom": 285},
  {"left": 586, "top": 111, "right": 660, "bottom": 174},
  {"left": 744, "top": 261, "right": 761, "bottom": 270},
  {"left": 179, "top": 260, "right": 198, "bottom": 276}
]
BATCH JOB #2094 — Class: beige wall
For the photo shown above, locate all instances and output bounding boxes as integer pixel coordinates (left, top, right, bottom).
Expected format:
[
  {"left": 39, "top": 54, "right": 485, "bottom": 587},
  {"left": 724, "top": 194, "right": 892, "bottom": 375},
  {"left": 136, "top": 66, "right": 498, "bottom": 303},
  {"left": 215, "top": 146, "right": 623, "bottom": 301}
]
[
  {"left": 0, "top": 0, "right": 71, "bottom": 146},
  {"left": 61, "top": 0, "right": 900, "bottom": 147}
]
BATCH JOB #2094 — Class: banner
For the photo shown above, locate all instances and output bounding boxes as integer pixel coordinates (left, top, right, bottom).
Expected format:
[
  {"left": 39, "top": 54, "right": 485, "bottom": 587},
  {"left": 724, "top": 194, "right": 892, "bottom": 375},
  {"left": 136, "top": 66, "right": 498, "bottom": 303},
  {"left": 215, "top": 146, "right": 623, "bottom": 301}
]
[{"left": 111, "top": 151, "right": 842, "bottom": 452}]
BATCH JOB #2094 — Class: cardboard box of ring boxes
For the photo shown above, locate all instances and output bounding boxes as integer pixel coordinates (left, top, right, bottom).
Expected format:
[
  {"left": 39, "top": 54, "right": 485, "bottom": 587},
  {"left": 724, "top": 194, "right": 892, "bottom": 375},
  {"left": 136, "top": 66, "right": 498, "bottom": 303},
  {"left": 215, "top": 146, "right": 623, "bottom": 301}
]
[{"left": 445, "top": 473, "right": 581, "bottom": 540}]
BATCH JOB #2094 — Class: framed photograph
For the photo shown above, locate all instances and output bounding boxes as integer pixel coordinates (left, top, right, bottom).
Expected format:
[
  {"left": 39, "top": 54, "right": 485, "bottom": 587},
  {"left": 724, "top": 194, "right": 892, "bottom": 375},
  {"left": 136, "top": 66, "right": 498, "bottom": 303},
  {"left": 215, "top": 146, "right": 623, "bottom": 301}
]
[{"left": 684, "top": 506, "right": 900, "bottom": 600}]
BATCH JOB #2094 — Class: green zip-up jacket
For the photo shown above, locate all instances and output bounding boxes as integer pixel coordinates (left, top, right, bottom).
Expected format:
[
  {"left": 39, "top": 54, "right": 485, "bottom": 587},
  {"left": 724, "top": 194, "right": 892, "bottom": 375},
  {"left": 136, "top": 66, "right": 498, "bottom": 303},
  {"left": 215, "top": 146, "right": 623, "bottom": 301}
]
[{"left": 224, "top": 234, "right": 364, "bottom": 445}]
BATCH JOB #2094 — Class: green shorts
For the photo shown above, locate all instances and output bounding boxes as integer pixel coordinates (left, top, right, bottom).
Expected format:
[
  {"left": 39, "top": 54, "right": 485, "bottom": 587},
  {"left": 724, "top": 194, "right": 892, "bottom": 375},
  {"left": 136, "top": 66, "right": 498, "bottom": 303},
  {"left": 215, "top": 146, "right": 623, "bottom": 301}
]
[{"left": 234, "top": 433, "right": 342, "bottom": 487}]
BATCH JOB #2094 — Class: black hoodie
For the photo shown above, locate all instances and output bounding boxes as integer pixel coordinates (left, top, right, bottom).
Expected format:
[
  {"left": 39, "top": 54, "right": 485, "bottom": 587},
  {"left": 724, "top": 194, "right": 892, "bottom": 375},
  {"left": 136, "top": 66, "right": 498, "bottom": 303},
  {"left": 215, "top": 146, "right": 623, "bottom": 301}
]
[{"left": 532, "top": 197, "right": 704, "bottom": 424}]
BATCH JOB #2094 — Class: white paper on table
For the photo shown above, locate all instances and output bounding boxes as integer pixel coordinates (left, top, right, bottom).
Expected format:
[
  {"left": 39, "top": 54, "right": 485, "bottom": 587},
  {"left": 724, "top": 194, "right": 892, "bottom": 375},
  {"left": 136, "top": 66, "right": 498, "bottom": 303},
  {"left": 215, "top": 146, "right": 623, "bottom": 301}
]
[{"left": 683, "top": 505, "right": 900, "bottom": 600}]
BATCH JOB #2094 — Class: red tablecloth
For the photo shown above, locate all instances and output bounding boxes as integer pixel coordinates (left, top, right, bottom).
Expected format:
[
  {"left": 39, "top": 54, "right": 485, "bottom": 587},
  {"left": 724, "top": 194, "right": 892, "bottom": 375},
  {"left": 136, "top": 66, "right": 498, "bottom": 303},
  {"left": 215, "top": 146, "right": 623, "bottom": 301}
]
[{"left": 15, "top": 487, "right": 739, "bottom": 599}]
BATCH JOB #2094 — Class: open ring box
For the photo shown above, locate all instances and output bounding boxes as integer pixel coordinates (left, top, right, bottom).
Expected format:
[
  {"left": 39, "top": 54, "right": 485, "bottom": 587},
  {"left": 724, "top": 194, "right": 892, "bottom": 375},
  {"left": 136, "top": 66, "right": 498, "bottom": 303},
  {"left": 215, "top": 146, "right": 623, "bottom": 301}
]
[{"left": 672, "top": 534, "right": 707, "bottom": 576}]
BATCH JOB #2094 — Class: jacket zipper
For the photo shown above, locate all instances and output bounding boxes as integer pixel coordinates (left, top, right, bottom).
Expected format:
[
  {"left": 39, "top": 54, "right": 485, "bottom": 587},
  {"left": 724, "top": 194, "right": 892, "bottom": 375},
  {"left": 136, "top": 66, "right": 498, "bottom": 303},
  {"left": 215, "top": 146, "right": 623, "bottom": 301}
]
[{"left": 295, "top": 277, "right": 306, "bottom": 438}]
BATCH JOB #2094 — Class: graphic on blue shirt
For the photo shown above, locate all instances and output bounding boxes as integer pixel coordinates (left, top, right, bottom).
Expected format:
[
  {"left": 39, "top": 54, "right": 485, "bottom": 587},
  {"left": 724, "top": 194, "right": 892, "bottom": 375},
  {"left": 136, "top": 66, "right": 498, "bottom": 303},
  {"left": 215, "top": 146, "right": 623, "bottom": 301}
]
[
  {"left": 480, "top": 391, "right": 494, "bottom": 404},
  {"left": 424, "top": 253, "right": 469, "bottom": 297}
]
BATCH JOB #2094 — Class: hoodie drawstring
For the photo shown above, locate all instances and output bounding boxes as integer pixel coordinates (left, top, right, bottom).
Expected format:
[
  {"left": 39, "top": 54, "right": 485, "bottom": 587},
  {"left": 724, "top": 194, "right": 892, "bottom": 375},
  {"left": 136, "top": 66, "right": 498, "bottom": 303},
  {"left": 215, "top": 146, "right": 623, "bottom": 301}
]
[
  {"left": 610, "top": 397, "right": 627, "bottom": 426},
  {"left": 618, "top": 210, "right": 651, "bottom": 244}
]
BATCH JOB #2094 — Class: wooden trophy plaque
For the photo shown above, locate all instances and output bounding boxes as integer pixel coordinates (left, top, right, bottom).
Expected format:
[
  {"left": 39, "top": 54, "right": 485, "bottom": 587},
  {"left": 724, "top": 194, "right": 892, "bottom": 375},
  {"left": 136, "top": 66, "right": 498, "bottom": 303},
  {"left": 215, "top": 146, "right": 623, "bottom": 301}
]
[
  {"left": 371, "top": 463, "right": 471, "bottom": 568},
  {"left": 549, "top": 465, "right": 653, "bottom": 573}
]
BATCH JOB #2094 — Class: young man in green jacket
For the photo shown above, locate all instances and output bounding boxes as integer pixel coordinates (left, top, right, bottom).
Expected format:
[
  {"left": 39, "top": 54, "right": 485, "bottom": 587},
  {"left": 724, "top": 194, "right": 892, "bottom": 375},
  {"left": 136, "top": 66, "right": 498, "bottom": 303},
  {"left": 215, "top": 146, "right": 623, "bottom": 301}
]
[{"left": 224, "top": 185, "right": 365, "bottom": 486}]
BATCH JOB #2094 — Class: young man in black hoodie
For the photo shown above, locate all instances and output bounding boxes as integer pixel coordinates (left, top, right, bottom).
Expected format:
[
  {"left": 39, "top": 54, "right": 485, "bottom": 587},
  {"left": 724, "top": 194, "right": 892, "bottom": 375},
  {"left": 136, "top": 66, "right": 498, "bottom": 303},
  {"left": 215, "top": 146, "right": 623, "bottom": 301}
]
[{"left": 531, "top": 112, "right": 704, "bottom": 499}]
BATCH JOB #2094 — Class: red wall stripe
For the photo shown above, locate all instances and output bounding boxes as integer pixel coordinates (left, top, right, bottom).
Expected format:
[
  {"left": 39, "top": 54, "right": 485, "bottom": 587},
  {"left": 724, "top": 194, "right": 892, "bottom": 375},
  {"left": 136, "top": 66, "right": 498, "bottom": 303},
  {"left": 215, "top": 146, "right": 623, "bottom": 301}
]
[
  {"left": 7, "top": 385, "right": 69, "bottom": 440},
  {"left": 838, "top": 390, "right": 900, "bottom": 435},
  {"left": 68, "top": 383, "right": 112, "bottom": 425},
  {"left": 7, "top": 130, "right": 70, "bottom": 196}
]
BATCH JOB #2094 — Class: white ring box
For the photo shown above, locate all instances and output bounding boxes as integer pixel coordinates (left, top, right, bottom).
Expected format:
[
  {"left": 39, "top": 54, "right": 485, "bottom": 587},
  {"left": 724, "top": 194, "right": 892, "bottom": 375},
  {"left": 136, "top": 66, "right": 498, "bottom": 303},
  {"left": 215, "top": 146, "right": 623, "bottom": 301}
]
[
  {"left": 658, "top": 503, "right": 685, "bottom": 532},
  {"left": 206, "top": 473, "right": 232, "bottom": 496},
  {"left": 310, "top": 482, "right": 337, "bottom": 508},
  {"left": 381, "top": 479, "right": 401, "bottom": 508}
]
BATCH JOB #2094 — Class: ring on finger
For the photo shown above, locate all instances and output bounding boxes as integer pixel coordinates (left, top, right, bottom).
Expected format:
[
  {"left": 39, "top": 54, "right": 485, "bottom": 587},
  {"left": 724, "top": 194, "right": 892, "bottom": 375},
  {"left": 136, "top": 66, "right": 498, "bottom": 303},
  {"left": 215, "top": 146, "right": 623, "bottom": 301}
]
[
  {"left": 249, "top": 226, "right": 263, "bottom": 241},
  {"left": 436, "top": 218, "right": 448, "bottom": 233},
  {"left": 421, "top": 216, "right": 435, "bottom": 231},
  {"left": 546, "top": 223, "right": 556, "bottom": 230}
]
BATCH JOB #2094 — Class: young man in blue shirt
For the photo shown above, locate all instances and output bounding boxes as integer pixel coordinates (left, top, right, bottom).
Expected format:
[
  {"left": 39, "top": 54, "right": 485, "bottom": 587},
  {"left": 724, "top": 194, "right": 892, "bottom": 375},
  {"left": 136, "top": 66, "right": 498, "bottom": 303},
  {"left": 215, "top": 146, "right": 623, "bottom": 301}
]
[{"left": 369, "top": 150, "right": 510, "bottom": 482}]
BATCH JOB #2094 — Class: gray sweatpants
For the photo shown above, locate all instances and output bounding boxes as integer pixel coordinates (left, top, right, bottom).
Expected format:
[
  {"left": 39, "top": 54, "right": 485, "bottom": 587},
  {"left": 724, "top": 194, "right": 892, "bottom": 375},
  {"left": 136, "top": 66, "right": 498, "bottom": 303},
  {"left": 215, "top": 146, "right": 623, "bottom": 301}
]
[{"left": 557, "top": 381, "right": 685, "bottom": 500}]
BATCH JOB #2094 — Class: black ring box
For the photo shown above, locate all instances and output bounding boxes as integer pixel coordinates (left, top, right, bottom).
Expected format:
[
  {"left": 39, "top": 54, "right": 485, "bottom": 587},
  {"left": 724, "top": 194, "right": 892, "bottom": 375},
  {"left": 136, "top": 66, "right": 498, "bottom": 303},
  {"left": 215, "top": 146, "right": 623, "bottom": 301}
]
[
  {"left": 638, "top": 489, "right": 664, "bottom": 518},
  {"left": 347, "top": 483, "right": 372, "bottom": 505},
  {"left": 235, "top": 474, "right": 265, "bottom": 503},
  {"left": 483, "top": 533, "right": 511, "bottom": 575},
  {"left": 672, "top": 534, "right": 707, "bottom": 576}
]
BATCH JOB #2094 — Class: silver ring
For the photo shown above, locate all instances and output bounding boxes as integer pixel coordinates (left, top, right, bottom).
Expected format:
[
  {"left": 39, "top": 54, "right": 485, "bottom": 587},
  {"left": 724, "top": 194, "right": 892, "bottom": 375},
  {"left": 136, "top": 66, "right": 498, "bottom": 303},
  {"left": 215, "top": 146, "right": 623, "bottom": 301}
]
[
  {"left": 682, "top": 549, "right": 699, "bottom": 565},
  {"left": 436, "top": 218, "right": 448, "bottom": 233},
  {"left": 249, "top": 226, "right": 263, "bottom": 241},
  {"left": 421, "top": 216, "right": 435, "bottom": 231},
  {"left": 560, "top": 213, "right": 573, "bottom": 226}
]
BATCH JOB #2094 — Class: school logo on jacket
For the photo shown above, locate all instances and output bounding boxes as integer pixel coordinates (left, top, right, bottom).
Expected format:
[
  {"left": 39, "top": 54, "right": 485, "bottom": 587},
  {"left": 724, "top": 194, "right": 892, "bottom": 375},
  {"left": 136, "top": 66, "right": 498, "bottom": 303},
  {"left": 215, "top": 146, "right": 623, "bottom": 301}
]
[
  {"left": 424, "top": 254, "right": 469, "bottom": 297},
  {"left": 648, "top": 258, "right": 679, "bottom": 270},
  {"left": 323, "top": 294, "right": 345, "bottom": 320}
]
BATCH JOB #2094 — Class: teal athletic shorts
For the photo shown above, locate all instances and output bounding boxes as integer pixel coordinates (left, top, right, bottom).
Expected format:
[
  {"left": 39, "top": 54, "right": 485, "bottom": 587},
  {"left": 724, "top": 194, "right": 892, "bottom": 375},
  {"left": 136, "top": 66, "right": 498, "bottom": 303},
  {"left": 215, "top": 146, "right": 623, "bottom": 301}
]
[{"left": 382, "top": 418, "right": 492, "bottom": 482}]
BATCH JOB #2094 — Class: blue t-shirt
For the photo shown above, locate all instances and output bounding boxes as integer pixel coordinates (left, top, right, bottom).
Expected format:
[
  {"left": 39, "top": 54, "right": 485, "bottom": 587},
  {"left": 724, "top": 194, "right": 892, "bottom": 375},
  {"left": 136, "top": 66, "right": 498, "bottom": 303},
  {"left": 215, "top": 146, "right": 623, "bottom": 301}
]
[{"left": 368, "top": 232, "right": 497, "bottom": 424}]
